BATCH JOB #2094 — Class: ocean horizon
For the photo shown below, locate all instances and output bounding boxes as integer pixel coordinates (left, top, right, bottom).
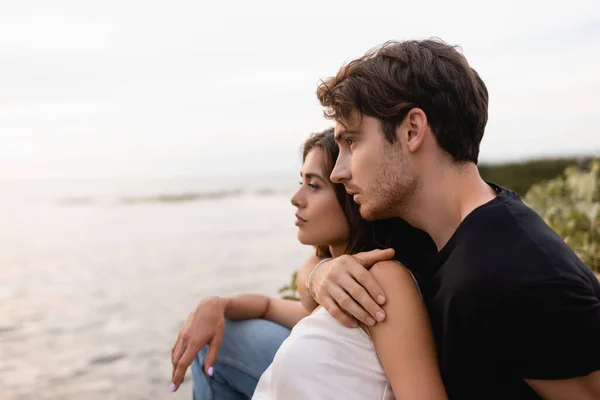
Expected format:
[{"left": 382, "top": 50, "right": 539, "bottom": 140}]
[{"left": 0, "top": 175, "right": 312, "bottom": 399}]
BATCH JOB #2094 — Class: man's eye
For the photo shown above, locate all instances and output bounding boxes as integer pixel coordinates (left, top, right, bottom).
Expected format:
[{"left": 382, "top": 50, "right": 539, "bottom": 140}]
[{"left": 346, "top": 138, "right": 355, "bottom": 146}]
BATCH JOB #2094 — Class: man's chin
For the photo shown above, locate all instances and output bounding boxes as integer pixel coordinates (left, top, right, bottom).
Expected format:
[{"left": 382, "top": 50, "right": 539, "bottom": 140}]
[
  {"left": 358, "top": 205, "right": 378, "bottom": 221},
  {"left": 359, "top": 203, "right": 391, "bottom": 221}
]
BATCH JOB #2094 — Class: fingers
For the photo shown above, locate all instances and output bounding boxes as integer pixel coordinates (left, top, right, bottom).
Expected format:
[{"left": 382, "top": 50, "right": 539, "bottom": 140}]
[
  {"left": 321, "top": 296, "right": 359, "bottom": 328},
  {"left": 171, "top": 314, "right": 192, "bottom": 368},
  {"left": 171, "top": 337, "right": 178, "bottom": 358},
  {"left": 203, "top": 331, "right": 223, "bottom": 376},
  {"left": 171, "top": 338, "right": 185, "bottom": 380},
  {"left": 172, "top": 346, "right": 197, "bottom": 391},
  {"left": 341, "top": 270, "right": 386, "bottom": 322},
  {"left": 170, "top": 318, "right": 194, "bottom": 384},
  {"left": 353, "top": 248, "right": 395, "bottom": 269},
  {"left": 314, "top": 252, "right": 389, "bottom": 328},
  {"left": 350, "top": 262, "right": 387, "bottom": 307},
  {"left": 329, "top": 284, "right": 376, "bottom": 326},
  {"left": 351, "top": 250, "right": 390, "bottom": 308}
]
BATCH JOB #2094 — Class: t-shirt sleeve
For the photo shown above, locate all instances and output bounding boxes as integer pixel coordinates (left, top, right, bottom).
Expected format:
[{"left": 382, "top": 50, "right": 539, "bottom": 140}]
[{"left": 488, "top": 277, "right": 600, "bottom": 380}]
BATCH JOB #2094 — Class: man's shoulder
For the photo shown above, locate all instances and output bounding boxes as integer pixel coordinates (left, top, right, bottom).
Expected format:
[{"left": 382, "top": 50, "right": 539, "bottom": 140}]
[
  {"left": 456, "top": 187, "right": 576, "bottom": 268},
  {"left": 438, "top": 187, "right": 596, "bottom": 300}
]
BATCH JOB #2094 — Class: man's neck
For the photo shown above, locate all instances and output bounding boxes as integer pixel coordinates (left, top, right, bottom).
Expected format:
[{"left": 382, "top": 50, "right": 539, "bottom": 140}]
[{"left": 404, "top": 163, "right": 497, "bottom": 251}]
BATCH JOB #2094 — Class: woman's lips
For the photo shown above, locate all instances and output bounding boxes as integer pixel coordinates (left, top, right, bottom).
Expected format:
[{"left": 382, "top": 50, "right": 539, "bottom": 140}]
[{"left": 295, "top": 214, "right": 307, "bottom": 225}]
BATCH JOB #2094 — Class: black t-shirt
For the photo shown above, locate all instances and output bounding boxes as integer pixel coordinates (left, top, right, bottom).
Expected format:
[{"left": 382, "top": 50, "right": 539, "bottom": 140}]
[
  {"left": 393, "top": 183, "right": 600, "bottom": 399},
  {"left": 372, "top": 217, "right": 438, "bottom": 270}
]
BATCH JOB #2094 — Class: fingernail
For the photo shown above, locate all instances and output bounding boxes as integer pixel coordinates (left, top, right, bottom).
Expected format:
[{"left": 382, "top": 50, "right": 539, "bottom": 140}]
[
  {"left": 366, "top": 317, "right": 376, "bottom": 326},
  {"left": 208, "top": 366, "right": 214, "bottom": 376},
  {"left": 170, "top": 383, "right": 176, "bottom": 392},
  {"left": 351, "top": 321, "right": 359, "bottom": 328},
  {"left": 376, "top": 311, "right": 385, "bottom": 321},
  {"left": 377, "top": 295, "right": 386, "bottom": 304}
]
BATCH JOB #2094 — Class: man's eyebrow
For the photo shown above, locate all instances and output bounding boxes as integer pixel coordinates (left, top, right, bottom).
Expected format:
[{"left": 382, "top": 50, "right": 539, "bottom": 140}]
[{"left": 334, "top": 129, "right": 362, "bottom": 141}]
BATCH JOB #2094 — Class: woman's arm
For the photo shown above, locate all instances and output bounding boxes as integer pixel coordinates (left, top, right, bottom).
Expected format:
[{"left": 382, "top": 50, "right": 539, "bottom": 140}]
[
  {"left": 369, "top": 261, "right": 448, "bottom": 400},
  {"left": 223, "top": 294, "right": 309, "bottom": 330},
  {"left": 171, "top": 293, "right": 308, "bottom": 389}
]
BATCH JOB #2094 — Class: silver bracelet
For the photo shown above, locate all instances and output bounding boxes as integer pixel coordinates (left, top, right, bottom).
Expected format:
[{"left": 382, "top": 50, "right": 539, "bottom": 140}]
[{"left": 306, "top": 258, "right": 332, "bottom": 300}]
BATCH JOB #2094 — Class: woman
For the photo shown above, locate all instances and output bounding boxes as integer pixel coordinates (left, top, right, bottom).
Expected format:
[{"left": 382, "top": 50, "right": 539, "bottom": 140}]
[{"left": 171, "top": 128, "right": 447, "bottom": 399}]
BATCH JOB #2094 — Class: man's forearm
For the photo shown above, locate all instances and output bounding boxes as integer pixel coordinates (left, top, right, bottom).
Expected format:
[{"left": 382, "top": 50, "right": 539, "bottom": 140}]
[{"left": 296, "top": 254, "right": 322, "bottom": 312}]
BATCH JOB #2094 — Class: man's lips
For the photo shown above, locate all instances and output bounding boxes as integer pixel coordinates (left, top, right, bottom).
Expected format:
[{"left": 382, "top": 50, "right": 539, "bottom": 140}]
[{"left": 345, "top": 188, "right": 361, "bottom": 203}]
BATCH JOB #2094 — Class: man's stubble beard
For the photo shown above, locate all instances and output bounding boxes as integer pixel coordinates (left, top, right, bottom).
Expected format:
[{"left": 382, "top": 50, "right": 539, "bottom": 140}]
[{"left": 359, "top": 145, "right": 418, "bottom": 221}]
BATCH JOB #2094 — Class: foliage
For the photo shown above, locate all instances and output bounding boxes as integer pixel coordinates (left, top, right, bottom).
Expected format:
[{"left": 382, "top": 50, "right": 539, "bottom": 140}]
[
  {"left": 524, "top": 161, "right": 600, "bottom": 272},
  {"left": 478, "top": 157, "right": 585, "bottom": 196},
  {"left": 278, "top": 270, "right": 300, "bottom": 300}
]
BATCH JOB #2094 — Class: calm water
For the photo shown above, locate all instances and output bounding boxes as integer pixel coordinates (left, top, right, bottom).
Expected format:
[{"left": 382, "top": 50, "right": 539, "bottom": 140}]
[{"left": 0, "top": 176, "right": 312, "bottom": 399}]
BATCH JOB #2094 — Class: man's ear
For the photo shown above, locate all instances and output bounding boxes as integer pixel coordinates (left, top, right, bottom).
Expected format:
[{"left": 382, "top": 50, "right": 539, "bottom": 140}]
[{"left": 401, "top": 108, "right": 428, "bottom": 153}]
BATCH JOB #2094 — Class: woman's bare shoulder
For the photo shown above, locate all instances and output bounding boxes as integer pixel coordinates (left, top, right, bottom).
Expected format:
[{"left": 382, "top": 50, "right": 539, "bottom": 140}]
[{"left": 369, "top": 260, "right": 419, "bottom": 292}]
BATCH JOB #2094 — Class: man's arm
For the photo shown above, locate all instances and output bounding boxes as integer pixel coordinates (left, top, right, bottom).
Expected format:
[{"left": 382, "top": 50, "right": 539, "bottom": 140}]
[{"left": 525, "top": 372, "right": 600, "bottom": 400}]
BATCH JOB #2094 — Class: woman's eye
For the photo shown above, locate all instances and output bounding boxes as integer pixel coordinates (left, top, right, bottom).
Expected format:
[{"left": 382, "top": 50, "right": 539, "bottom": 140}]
[
  {"left": 346, "top": 138, "right": 355, "bottom": 146},
  {"left": 308, "top": 183, "right": 319, "bottom": 190}
]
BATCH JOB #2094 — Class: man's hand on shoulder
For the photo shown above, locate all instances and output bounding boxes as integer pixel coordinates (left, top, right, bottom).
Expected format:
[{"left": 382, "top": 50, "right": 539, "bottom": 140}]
[{"left": 310, "top": 248, "right": 395, "bottom": 327}]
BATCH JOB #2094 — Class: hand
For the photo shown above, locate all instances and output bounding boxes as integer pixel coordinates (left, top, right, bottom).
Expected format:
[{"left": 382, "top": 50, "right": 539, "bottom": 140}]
[
  {"left": 170, "top": 296, "right": 226, "bottom": 392},
  {"left": 312, "top": 248, "right": 395, "bottom": 328}
]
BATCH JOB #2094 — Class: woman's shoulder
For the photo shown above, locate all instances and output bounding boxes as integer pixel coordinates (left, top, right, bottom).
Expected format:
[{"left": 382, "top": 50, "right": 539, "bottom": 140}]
[
  {"left": 370, "top": 260, "right": 417, "bottom": 284},
  {"left": 370, "top": 260, "right": 422, "bottom": 299}
]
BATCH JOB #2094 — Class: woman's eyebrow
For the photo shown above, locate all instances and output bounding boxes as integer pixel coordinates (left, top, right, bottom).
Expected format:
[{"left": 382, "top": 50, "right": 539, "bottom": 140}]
[{"left": 301, "top": 172, "right": 326, "bottom": 182}]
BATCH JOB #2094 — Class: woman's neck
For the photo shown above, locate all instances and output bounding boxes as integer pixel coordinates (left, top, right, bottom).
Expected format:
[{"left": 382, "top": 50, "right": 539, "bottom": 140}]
[{"left": 328, "top": 243, "right": 347, "bottom": 259}]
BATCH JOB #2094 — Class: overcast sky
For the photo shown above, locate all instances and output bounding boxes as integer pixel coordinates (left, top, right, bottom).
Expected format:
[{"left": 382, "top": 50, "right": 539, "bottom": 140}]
[{"left": 1, "top": 0, "right": 599, "bottom": 180}]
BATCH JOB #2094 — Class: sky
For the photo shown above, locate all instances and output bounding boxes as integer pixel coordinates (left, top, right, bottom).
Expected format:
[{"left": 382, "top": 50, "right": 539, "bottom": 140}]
[{"left": 0, "top": 0, "right": 599, "bottom": 180}]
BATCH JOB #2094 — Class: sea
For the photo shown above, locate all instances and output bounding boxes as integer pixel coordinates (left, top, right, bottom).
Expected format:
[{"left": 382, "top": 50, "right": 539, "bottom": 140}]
[{"left": 0, "top": 175, "right": 312, "bottom": 400}]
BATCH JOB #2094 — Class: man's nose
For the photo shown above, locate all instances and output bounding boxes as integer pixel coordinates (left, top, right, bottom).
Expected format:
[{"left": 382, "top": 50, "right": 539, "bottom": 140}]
[{"left": 331, "top": 157, "right": 351, "bottom": 184}]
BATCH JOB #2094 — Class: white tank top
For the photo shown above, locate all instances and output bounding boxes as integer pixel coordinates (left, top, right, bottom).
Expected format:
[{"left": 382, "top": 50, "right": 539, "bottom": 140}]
[
  {"left": 252, "top": 268, "right": 421, "bottom": 400},
  {"left": 252, "top": 306, "right": 394, "bottom": 400}
]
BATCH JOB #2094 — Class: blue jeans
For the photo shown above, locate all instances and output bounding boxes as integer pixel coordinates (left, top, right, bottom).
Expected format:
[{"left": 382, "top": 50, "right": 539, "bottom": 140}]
[{"left": 192, "top": 319, "right": 291, "bottom": 400}]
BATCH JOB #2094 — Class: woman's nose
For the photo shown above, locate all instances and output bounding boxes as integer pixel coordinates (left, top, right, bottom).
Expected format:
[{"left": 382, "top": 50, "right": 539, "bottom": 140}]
[{"left": 290, "top": 188, "right": 305, "bottom": 208}]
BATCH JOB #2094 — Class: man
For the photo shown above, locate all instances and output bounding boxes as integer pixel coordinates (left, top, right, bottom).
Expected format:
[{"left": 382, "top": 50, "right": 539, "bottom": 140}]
[
  {"left": 310, "top": 38, "right": 600, "bottom": 399},
  {"left": 173, "top": 39, "right": 600, "bottom": 399}
]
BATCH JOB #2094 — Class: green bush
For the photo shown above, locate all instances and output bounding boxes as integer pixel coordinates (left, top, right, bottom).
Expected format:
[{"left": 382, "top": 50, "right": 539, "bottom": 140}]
[
  {"left": 478, "top": 158, "right": 585, "bottom": 196},
  {"left": 524, "top": 161, "right": 600, "bottom": 273},
  {"left": 278, "top": 270, "right": 300, "bottom": 300},
  {"left": 523, "top": 161, "right": 600, "bottom": 272}
]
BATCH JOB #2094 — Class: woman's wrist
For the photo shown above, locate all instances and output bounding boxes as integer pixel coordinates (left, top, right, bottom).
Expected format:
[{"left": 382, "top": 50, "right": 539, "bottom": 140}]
[
  {"left": 199, "top": 295, "right": 228, "bottom": 316},
  {"left": 218, "top": 296, "right": 231, "bottom": 317},
  {"left": 307, "top": 258, "right": 332, "bottom": 300}
]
